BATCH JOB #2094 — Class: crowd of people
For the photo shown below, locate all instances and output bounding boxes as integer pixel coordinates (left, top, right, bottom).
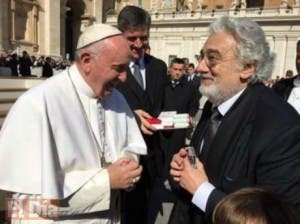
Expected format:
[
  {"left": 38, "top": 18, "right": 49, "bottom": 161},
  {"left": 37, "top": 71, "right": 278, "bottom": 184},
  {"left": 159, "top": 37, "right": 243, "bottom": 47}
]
[
  {"left": 0, "top": 50, "right": 71, "bottom": 77},
  {"left": 0, "top": 5, "right": 299, "bottom": 224}
]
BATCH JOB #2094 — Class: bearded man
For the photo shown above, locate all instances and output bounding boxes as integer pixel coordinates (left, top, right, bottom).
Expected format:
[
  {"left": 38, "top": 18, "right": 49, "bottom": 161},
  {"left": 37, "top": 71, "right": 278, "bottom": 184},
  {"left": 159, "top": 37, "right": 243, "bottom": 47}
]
[{"left": 169, "top": 16, "right": 300, "bottom": 224}]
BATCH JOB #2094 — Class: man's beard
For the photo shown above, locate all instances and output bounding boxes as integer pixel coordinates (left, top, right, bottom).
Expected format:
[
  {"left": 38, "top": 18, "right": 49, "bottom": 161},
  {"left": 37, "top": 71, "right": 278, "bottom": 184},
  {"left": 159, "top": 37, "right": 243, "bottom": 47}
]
[{"left": 199, "top": 76, "right": 241, "bottom": 105}]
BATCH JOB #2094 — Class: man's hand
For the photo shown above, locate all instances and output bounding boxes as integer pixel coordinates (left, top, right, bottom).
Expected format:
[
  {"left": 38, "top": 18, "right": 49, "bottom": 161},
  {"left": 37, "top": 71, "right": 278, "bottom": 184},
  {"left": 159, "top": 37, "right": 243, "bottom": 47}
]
[
  {"left": 107, "top": 158, "right": 142, "bottom": 190},
  {"left": 170, "top": 148, "right": 208, "bottom": 195},
  {"left": 189, "top": 116, "right": 195, "bottom": 127},
  {"left": 179, "top": 157, "right": 208, "bottom": 195},
  {"left": 170, "top": 148, "right": 187, "bottom": 182},
  {"left": 134, "top": 109, "right": 157, "bottom": 135}
]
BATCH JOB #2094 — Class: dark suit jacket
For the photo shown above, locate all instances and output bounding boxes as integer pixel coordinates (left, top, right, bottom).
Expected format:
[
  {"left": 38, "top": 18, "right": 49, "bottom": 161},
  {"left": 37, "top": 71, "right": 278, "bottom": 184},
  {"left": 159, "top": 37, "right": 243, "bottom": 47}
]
[
  {"left": 116, "top": 54, "right": 168, "bottom": 178},
  {"left": 160, "top": 76, "right": 200, "bottom": 178},
  {"left": 272, "top": 75, "right": 299, "bottom": 101},
  {"left": 116, "top": 54, "right": 167, "bottom": 223},
  {"left": 170, "top": 83, "right": 300, "bottom": 224},
  {"left": 19, "top": 57, "right": 32, "bottom": 76},
  {"left": 163, "top": 76, "right": 199, "bottom": 116},
  {"left": 42, "top": 62, "right": 53, "bottom": 78},
  {"left": 187, "top": 74, "right": 201, "bottom": 89},
  {"left": 116, "top": 54, "right": 168, "bottom": 118}
]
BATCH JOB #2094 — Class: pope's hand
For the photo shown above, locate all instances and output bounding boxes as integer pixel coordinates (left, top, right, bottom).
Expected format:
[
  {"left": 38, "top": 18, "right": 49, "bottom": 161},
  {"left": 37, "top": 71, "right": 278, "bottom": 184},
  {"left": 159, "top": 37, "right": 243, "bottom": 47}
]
[{"left": 107, "top": 158, "right": 142, "bottom": 189}]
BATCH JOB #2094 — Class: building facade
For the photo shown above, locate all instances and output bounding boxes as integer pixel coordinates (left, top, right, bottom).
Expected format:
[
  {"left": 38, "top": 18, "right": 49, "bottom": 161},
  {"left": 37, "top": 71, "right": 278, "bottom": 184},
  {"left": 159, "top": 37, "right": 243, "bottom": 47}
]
[
  {"left": 0, "top": 0, "right": 105, "bottom": 60},
  {"left": 1, "top": 0, "right": 300, "bottom": 77}
]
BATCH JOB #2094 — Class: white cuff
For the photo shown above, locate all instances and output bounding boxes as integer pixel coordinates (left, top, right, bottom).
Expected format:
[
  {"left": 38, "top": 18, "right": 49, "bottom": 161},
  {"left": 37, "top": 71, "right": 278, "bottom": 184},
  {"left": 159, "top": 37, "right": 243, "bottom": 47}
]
[{"left": 191, "top": 181, "right": 215, "bottom": 212}]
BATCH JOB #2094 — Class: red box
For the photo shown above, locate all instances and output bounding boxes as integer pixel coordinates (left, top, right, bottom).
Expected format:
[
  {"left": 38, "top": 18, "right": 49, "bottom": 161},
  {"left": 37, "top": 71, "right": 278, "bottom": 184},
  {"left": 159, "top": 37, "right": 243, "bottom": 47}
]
[{"left": 146, "top": 118, "right": 161, "bottom": 124}]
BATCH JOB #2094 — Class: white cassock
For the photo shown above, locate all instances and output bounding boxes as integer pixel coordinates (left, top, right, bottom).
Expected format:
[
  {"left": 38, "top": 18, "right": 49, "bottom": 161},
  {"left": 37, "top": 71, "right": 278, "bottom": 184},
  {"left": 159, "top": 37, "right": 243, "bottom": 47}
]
[{"left": 0, "top": 64, "right": 147, "bottom": 223}]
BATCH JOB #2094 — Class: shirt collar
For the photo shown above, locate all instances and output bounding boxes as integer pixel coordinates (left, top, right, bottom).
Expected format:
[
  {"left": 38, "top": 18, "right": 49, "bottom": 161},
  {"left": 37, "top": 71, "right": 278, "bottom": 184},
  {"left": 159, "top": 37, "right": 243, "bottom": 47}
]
[
  {"left": 70, "top": 63, "right": 96, "bottom": 98},
  {"left": 294, "top": 75, "right": 300, "bottom": 87},
  {"left": 217, "top": 88, "right": 246, "bottom": 116},
  {"left": 129, "top": 56, "right": 145, "bottom": 69}
]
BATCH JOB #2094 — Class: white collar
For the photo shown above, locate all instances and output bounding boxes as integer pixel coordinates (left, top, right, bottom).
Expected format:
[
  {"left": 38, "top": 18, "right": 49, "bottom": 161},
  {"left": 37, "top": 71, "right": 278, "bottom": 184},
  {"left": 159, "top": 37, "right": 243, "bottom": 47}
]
[
  {"left": 217, "top": 88, "right": 246, "bottom": 116},
  {"left": 294, "top": 75, "right": 300, "bottom": 87},
  {"left": 70, "top": 64, "right": 96, "bottom": 98},
  {"left": 129, "top": 56, "right": 145, "bottom": 69}
]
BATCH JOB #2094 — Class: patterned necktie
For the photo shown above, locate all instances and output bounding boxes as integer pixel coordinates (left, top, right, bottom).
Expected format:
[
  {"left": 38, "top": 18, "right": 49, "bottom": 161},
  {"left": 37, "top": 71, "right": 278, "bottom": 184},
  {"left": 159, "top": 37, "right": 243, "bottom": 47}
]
[
  {"left": 200, "top": 107, "right": 222, "bottom": 161},
  {"left": 133, "top": 62, "right": 144, "bottom": 88}
]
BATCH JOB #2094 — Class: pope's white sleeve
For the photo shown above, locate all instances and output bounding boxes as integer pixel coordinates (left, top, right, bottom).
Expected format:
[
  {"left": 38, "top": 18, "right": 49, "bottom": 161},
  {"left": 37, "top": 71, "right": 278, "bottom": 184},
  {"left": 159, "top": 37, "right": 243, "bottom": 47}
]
[
  {"left": 10, "top": 169, "right": 111, "bottom": 219},
  {"left": 58, "top": 168, "right": 111, "bottom": 216}
]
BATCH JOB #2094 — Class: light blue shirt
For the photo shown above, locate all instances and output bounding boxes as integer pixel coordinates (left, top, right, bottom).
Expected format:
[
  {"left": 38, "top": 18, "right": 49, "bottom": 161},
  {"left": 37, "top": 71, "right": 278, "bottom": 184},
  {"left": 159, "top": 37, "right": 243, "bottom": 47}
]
[{"left": 192, "top": 88, "right": 245, "bottom": 212}]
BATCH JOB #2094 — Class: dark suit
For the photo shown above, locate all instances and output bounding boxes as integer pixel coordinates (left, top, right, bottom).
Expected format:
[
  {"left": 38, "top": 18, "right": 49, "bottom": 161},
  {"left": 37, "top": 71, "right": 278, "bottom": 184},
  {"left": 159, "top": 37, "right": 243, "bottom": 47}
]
[
  {"left": 169, "top": 83, "right": 300, "bottom": 224},
  {"left": 117, "top": 54, "right": 168, "bottom": 118},
  {"left": 42, "top": 62, "right": 53, "bottom": 78},
  {"left": 272, "top": 75, "right": 299, "bottom": 101},
  {"left": 160, "top": 76, "right": 199, "bottom": 179},
  {"left": 116, "top": 53, "right": 168, "bottom": 224},
  {"left": 147, "top": 76, "right": 200, "bottom": 223},
  {"left": 187, "top": 74, "right": 201, "bottom": 90},
  {"left": 19, "top": 57, "right": 32, "bottom": 77}
]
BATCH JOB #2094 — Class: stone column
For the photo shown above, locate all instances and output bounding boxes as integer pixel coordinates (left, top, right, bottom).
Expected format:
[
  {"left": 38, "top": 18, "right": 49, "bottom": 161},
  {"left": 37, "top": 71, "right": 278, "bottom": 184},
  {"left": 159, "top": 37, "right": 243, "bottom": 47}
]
[
  {"left": 284, "top": 36, "right": 298, "bottom": 75},
  {"left": 0, "top": 0, "right": 5, "bottom": 51},
  {"left": 272, "top": 36, "right": 287, "bottom": 78},
  {"left": 94, "top": 0, "right": 104, "bottom": 23},
  {"left": 280, "top": 0, "right": 288, "bottom": 7},
  {"left": 44, "top": 0, "right": 62, "bottom": 58},
  {"left": 231, "top": 0, "right": 246, "bottom": 9},
  {"left": 0, "top": 0, "right": 10, "bottom": 51}
]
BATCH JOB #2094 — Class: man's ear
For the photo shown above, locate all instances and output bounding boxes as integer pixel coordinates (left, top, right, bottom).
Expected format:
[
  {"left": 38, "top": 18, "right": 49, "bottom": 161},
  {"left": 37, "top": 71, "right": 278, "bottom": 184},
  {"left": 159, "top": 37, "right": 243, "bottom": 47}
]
[
  {"left": 240, "top": 62, "right": 257, "bottom": 80},
  {"left": 80, "top": 52, "right": 92, "bottom": 74}
]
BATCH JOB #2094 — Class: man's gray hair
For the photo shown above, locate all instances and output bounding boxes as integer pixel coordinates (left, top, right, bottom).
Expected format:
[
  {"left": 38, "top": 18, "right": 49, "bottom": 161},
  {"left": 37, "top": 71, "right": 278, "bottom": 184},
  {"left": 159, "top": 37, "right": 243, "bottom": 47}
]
[{"left": 209, "top": 16, "right": 275, "bottom": 82}]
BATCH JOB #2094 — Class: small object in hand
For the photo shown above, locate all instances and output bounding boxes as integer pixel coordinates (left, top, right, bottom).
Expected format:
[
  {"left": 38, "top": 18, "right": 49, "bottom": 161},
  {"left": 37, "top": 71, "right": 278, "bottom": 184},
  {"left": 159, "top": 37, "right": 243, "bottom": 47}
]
[
  {"left": 185, "top": 146, "right": 197, "bottom": 168},
  {"left": 126, "top": 178, "right": 137, "bottom": 192},
  {"left": 146, "top": 117, "right": 162, "bottom": 124}
]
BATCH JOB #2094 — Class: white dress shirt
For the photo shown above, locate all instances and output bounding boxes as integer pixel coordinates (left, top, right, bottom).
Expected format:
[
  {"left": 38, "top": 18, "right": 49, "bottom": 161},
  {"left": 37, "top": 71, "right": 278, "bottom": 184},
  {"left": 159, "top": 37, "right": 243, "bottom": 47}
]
[{"left": 287, "top": 76, "right": 300, "bottom": 114}]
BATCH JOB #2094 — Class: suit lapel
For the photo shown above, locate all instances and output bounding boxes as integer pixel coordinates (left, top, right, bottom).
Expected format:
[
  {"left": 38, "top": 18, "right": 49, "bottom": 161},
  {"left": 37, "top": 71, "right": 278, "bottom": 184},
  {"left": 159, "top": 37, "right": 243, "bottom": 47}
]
[
  {"left": 204, "top": 85, "right": 257, "bottom": 187},
  {"left": 144, "top": 55, "right": 155, "bottom": 106},
  {"left": 126, "top": 67, "right": 146, "bottom": 101}
]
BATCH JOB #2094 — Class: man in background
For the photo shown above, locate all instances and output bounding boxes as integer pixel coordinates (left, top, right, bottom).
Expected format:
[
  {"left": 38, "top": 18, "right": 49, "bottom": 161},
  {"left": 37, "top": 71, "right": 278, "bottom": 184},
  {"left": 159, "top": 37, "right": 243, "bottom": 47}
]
[
  {"left": 148, "top": 57, "right": 199, "bottom": 223},
  {"left": 42, "top": 56, "right": 53, "bottom": 78},
  {"left": 272, "top": 40, "right": 300, "bottom": 113},
  {"left": 116, "top": 5, "right": 168, "bottom": 224},
  {"left": 186, "top": 63, "right": 201, "bottom": 90}
]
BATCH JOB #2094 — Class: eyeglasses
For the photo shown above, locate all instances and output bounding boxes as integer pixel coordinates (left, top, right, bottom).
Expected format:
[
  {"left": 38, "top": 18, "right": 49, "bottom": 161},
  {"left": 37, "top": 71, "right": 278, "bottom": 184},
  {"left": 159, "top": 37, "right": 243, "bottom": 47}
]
[{"left": 199, "top": 48, "right": 236, "bottom": 68}]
